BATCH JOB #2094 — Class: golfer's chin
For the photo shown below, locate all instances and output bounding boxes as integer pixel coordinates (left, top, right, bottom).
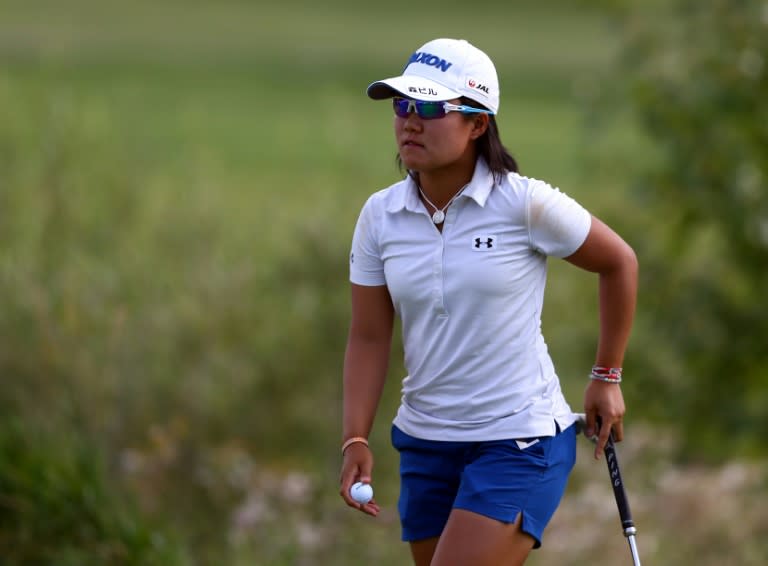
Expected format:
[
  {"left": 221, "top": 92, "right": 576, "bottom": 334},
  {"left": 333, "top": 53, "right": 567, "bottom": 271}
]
[{"left": 398, "top": 151, "right": 430, "bottom": 172}]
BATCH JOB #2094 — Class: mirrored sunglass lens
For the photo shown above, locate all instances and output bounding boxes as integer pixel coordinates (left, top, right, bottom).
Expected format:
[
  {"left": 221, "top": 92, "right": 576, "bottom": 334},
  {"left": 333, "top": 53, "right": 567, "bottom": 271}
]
[
  {"left": 393, "top": 98, "right": 410, "bottom": 117},
  {"left": 393, "top": 98, "right": 446, "bottom": 119},
  {"left": 415, "top": 101, "right": 445, "bottom": 119}
]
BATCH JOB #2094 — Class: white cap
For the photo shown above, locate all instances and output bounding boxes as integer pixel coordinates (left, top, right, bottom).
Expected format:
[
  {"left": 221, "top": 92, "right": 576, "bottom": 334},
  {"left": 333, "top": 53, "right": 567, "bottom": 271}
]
[{"left": 367, "top": 38, "right": 500, "bottom": 114}]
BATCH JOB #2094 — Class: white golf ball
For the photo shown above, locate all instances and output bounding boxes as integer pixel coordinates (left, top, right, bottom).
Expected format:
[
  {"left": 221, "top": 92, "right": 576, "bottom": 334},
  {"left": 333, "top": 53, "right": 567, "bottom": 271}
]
[{"left": 350, "top": 482, "right": 374, "bottom": 504}]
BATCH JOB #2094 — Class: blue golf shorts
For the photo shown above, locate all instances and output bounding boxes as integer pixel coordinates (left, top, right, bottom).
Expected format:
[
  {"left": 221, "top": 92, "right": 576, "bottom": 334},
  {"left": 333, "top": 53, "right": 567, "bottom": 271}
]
[{"left": 391, "top": 423, "right": 577, "bottom": 548}]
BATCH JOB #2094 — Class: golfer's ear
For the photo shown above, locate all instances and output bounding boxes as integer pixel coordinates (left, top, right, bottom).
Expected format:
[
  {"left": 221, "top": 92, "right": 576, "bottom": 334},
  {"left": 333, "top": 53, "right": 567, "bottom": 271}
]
[{"left": 470, "top": 113, "right": 489, "bottom": 139}]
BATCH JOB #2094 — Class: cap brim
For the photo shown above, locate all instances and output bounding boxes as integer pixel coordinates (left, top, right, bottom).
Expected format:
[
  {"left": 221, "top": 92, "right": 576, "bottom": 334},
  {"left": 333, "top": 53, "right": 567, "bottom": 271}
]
[{"left": 366, "top": 75, "right": 462, "bottom": 102}]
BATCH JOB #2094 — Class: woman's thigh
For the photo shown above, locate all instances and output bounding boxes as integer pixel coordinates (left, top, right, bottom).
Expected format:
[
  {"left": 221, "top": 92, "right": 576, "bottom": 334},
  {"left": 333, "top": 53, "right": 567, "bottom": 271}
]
[
  {"left": 431, "top": 509, "right": 534, "bottom": 566},
  {"left": 430, "top": 509, "right": 535, "bottom": 566},
  {"left": 409, "top": 537, "right": 439, "bottom": 566}
]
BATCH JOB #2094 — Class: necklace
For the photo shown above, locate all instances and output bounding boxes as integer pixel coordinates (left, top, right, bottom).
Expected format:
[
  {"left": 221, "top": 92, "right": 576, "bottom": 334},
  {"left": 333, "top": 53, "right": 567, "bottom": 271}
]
[{"left": 418, "top": 186, "right": 465, "bottom": 224}]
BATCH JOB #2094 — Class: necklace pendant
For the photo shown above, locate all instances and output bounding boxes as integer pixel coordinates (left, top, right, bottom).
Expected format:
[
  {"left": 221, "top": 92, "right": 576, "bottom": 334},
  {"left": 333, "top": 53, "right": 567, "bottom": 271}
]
[{"left": 431, "top": 210, "right": 445, "bottom": 224}]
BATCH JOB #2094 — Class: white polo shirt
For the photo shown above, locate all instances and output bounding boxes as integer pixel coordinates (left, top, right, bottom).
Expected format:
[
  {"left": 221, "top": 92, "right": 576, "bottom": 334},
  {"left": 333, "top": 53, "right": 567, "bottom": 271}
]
[{"left": 349, "top": 158, "right": 592, "bottom": 441}]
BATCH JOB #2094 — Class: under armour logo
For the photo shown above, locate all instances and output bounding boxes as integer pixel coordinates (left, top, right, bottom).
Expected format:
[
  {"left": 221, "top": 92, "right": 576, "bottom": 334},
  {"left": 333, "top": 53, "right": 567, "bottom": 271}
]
[{"left": 472, "top": 234, "right": 498, "bottom": 251}]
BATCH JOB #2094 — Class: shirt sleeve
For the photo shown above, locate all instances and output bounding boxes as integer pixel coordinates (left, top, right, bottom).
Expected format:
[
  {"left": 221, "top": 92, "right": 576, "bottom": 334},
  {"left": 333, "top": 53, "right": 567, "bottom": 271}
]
[
  {"left": 527, "top": 179, "right": 592, "bottom": 258},
  {"left": 349, "top": 195, "right": 387, "bottom": 286}
]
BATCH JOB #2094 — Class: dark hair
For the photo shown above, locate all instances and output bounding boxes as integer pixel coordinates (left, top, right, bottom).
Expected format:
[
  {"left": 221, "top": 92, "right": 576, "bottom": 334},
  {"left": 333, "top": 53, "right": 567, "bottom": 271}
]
[
  {"left": 465, "top": 97, "right": 519, "bottom": 178},
  {"left": 397, "top": 96, "right": 519, "bottom": 182}
]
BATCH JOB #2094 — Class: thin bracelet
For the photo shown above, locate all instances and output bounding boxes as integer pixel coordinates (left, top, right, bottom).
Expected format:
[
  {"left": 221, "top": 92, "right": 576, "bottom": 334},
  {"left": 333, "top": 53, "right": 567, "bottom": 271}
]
[
  {"left": 590, "top": 373, "right": 623, "bottom": 383},
  {"left": 341, "top": 436, "right": 369, "bottom": 455},
  {"left": 590, "top": 365, "right": 623, "bottom": 383}
]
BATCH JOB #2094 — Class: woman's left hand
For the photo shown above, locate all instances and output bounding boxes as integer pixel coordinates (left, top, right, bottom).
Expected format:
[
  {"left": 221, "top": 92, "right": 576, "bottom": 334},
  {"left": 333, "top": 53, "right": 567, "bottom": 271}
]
[{"left": 583, "top": 379, "right": 626, "bottom": 459}]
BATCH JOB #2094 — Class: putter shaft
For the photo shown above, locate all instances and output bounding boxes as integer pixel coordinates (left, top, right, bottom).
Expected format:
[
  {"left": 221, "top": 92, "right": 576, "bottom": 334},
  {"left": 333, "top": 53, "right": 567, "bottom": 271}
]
[
  {"left": 576, "top": 414, "right": 642, "bottom": 566},
  {"left": 628, "top": 534, "right": 642, "bottom": 566}
]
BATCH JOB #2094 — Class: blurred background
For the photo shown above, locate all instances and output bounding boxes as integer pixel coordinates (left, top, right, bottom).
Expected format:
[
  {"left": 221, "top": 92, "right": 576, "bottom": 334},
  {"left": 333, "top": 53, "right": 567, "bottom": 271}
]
[{"left": 0, "top": 0, "right": 766, "bottom": 564}]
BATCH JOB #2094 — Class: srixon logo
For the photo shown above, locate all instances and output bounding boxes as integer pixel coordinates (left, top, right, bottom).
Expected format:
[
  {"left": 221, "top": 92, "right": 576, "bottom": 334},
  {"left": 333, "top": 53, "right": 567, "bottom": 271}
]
[{"left": 407, "top": 51, "right": 453, "bottom": 72}]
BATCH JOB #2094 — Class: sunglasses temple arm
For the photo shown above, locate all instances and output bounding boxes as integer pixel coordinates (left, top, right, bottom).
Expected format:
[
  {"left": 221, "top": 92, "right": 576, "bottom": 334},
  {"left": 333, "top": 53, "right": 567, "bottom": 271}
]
[{"left": 464, "top": 107, "right": 495, "bottom": 115}]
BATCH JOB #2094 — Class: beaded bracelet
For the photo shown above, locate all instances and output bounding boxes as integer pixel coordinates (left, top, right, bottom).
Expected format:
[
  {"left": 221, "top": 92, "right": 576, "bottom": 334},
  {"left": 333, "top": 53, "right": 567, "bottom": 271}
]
[
  {"left": 590, "top": 365, "right": 623, "bottom": 383},
  {"left": 341, "top": 436, "right": 369, "bottom": 455}
]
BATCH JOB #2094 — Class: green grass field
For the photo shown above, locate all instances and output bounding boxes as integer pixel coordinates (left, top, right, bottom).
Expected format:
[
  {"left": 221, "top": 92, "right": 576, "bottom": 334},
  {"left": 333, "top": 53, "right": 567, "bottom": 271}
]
[{"left": 2, "top": 1, "right": 765, "bottom": 565}]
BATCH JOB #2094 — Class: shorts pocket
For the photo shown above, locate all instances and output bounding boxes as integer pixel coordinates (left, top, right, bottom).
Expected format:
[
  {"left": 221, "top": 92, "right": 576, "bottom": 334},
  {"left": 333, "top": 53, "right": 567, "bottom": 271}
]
[{"left": 514, "top": 435, "right": 552, "bottom": 461}]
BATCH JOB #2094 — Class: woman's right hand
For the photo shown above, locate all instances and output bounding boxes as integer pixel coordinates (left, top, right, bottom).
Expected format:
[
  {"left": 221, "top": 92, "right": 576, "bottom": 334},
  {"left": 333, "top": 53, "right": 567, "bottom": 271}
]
[{"left": 339, "top": 443, "right": 380, "bottom": 516}]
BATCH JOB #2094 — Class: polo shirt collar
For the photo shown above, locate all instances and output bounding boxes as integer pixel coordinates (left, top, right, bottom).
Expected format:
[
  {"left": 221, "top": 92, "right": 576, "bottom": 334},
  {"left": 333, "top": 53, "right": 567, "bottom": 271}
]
[
  {"left": 460, "top": 158, "right": 496, "bottom": 207},
  {"left": 386, "top": 158, "right": 496, "bottom": 214}
]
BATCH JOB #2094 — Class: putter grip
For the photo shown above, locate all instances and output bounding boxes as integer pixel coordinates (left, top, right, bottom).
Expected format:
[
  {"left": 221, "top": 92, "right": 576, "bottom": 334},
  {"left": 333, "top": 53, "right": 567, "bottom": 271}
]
[{"left": 598, "top": 418, "right": 635, "bottom": 530}]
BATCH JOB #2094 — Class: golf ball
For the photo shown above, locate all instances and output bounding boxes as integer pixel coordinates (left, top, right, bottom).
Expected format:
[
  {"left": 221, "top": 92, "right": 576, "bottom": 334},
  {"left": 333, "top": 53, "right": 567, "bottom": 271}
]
[{"left": 350, "top": 482, "right": 374, "bottom": 504}]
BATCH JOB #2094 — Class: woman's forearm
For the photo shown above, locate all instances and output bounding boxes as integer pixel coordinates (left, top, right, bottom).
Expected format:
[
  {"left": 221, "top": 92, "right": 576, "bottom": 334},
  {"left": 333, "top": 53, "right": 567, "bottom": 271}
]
[
  {"left": 564, "top": 217, "right": 639, "bottom": 369},
  {"left": 343, "top": 333, "right": 392, "bottom": 441},
  {"left": 595, "top": 254, "right": 638, "bottom": 367}
]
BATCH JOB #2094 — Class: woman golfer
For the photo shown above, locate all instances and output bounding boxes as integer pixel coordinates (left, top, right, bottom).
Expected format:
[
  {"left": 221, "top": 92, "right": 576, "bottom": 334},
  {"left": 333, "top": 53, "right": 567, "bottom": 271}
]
[{"left": 339, "top": 38, "right": 638, "bottom": 566}]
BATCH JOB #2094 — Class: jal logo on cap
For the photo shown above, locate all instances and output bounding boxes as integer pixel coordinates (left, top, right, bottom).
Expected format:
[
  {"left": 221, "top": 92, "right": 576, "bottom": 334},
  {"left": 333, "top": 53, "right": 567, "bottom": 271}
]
[
  {"left": 467, "top": 77, "right": 490, "bottom": 94},
  {"left": 407, "top": 51, "right": 453, "bottom": 72}
]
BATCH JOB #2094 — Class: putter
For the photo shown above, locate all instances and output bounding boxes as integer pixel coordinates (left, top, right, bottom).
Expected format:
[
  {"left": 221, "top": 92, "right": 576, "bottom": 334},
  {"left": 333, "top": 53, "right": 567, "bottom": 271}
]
[{"left": 574, "top": 414, "right": 642, "bottom": 566}]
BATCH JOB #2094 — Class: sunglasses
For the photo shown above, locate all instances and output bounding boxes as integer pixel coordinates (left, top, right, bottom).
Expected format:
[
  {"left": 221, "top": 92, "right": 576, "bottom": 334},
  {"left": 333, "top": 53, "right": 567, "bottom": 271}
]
[{"left": 392, "top": 97, "right": 495, "bottom": 120}]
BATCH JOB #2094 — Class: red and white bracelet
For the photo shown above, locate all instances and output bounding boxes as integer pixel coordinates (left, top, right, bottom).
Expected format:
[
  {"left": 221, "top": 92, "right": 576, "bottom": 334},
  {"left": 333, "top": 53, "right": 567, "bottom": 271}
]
[{"left": 590, "top": 365, "right": 623, "bottom": 383}]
